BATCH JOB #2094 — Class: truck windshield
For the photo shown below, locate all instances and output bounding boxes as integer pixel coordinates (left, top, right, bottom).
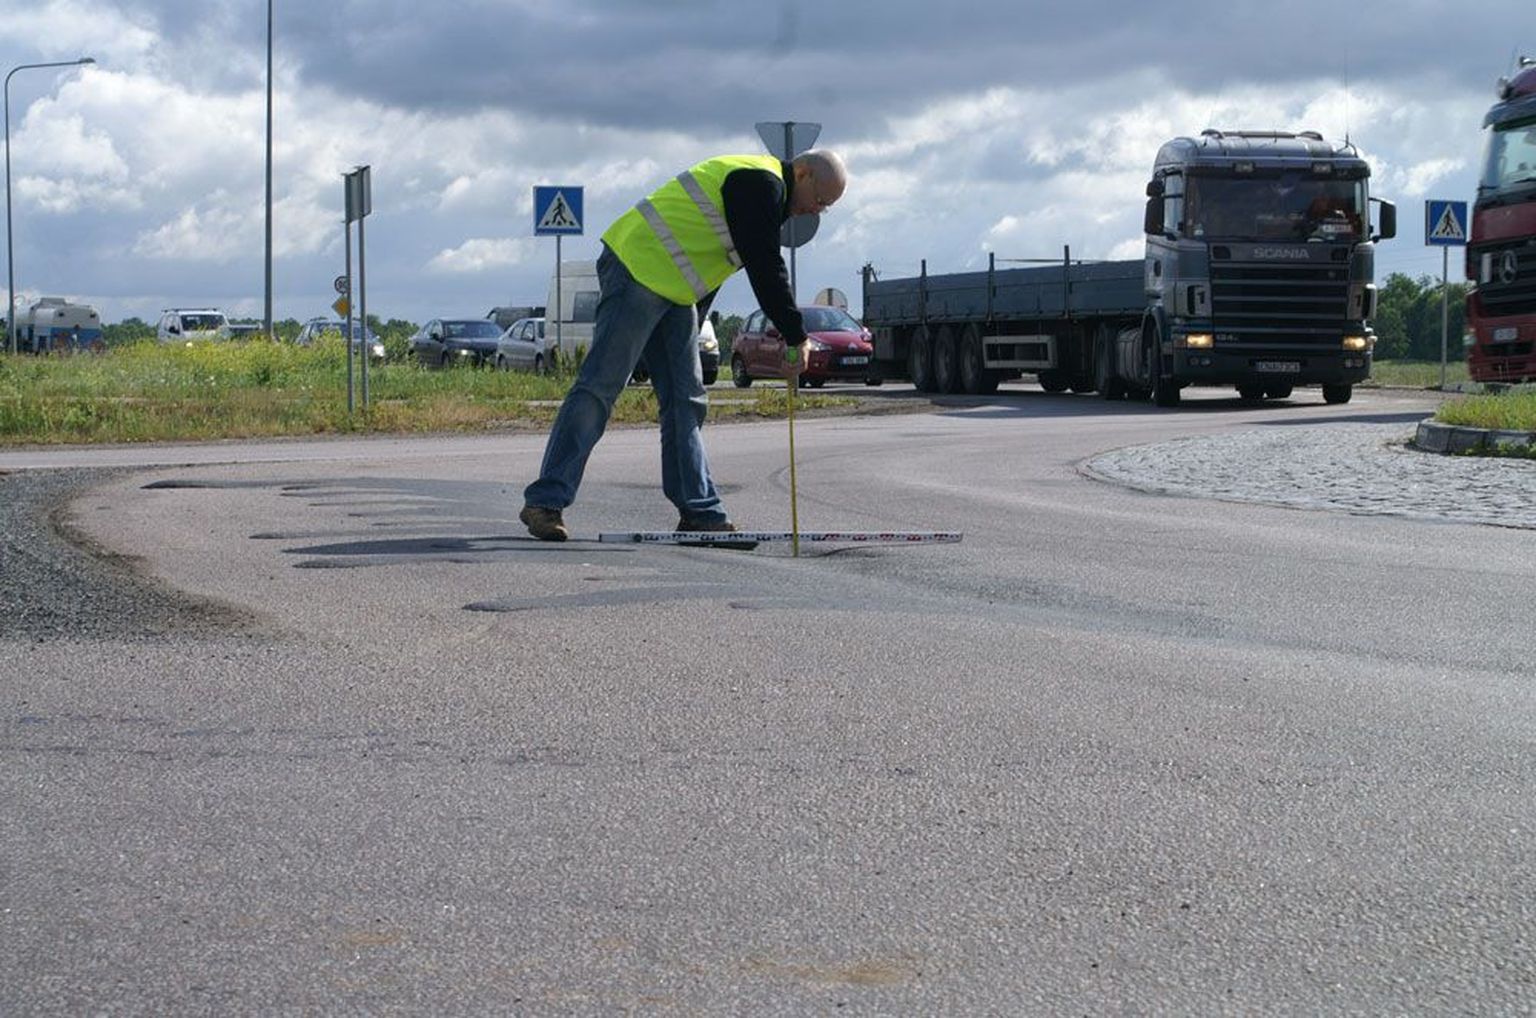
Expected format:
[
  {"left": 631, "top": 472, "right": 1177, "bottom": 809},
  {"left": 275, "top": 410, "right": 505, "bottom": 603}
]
[
  {"left": 1478, "top": 117, "right": 1536, "bottom": 195},
  {"left": 1185, "top": 175, "right": 1365, "bottom": 242}
]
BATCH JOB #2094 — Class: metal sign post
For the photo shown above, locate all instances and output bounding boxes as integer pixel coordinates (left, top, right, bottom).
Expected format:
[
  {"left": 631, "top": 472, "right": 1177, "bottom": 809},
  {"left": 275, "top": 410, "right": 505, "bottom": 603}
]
[
  {"left": 344, "top": 166, "right": 372, "bottom": 410},
  {"left": 533, "top": 185, "right": 584, "bottom": 359},
  {"left": 1425, "top": 198, "right": 1468, "bottom": 390},
  {"left": 755, "top": 120, "right": 821, "bottom": 296}
]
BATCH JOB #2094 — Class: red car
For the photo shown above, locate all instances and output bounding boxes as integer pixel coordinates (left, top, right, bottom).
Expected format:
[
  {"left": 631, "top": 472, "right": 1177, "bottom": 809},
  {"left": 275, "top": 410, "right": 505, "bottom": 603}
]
[{"left": 731, "top": 306, "right": 874, "bottom": 388}]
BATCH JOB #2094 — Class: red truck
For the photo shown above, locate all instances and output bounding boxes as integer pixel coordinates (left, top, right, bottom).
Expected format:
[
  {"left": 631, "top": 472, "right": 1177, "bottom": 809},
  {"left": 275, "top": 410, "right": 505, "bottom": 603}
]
[{"left": 1466, "top": 57, "right": 1536, "bottom": 383}]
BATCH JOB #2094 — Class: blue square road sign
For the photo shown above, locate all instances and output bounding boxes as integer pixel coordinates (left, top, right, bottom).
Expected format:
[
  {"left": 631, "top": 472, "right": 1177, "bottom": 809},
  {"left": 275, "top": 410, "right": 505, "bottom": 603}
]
[{"left": 534, "top": 186, "right": 583, "bottom": 236}]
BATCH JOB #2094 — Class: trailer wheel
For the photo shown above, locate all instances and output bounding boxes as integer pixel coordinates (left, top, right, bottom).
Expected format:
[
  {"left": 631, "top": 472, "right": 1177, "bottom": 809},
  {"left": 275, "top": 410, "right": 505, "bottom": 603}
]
[
  {"left": 1094, "top": 326, "right": 1126, "bottom": 400},
  {"left": 1322, "top": 383, "right": 1352, "bottom": 405},
  {"left": 958, "top": 325, "right": 998, "bottom": 395},
  {"left": 932, "top": 325, "right": 961, "bottom": 394},
  {"left": 908, "top": 326, "right": 935, "bottom": 393},
  {"left": 732, "top": 356, "right": 752, "bottom": 388}
]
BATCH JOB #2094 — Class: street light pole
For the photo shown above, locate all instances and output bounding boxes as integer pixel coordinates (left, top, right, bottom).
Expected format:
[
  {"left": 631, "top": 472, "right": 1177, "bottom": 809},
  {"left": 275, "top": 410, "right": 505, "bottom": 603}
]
[
  {"left": 6, "top": 57, "right": 94, "bottom": 355},
  {"left": 263, "top": 0, "right": 273, "bottom": 340}
]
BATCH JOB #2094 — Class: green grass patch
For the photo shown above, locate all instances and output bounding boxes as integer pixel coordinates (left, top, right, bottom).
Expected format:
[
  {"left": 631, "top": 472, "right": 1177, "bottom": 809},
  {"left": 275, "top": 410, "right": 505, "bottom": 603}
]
[
  {"left": 1434, "top": 386, "right": 1536, "bottom": 433},
  {"left": 1364, "top": 359, "right": 1470, "bottom": 388},
  {"left": 0, "top": 340, "right": 848, "bottom": 445}
]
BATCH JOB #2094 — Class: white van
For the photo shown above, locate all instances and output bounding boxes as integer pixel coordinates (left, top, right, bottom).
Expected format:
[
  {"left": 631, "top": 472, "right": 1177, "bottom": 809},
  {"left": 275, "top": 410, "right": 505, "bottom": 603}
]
[
  {"left": 156, "top": 308, "right": 230, "bottom": 342},
  {"left": 544, "top": 259, "right": 720, "bottom": 384},
  {"left": 545, "top": 260, "right": 599, "bottom": 361}
]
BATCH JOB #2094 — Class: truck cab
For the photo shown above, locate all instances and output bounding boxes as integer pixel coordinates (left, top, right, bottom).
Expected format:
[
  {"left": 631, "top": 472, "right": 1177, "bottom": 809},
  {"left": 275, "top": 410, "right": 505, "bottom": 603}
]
[
  {"left": 1466, "top": 57, "right": 1536, "bottom": 384},
  {"left": 1135, "top": 130, "right": 1396, "bottom": 405}
]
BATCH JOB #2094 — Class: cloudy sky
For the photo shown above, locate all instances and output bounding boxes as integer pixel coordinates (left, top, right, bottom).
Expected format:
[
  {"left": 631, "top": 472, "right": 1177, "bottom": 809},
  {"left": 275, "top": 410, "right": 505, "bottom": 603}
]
[{"left": 0, "top": 0, "right": 1527, "bottom": 326}]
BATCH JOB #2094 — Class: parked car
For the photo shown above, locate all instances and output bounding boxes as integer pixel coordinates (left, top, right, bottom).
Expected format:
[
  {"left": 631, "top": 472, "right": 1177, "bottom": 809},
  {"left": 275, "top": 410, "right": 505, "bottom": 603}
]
[
  {"left": 156, "top": 308, "right": 229, "bottom": 342},
  {"left": 730, "top": 305, "right": 874, "bottom": 387},
  {"left": 494, "top": 317, "right": 557, "bottom": 373},
  {"left": 295, "top": 318, "right": 385, "bottom": 361},
  {"left": 409, "top": 318, "right": 504, "bottom": 367},
  {"left": 628, "top": 315, "right": 722, "bottom": 386}
]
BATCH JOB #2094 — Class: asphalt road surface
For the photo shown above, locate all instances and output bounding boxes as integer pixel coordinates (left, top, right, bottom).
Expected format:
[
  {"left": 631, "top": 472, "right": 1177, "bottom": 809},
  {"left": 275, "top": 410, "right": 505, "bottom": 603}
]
[{"left": 3, "top": 386, "right": 1532, "bottom": 1014}]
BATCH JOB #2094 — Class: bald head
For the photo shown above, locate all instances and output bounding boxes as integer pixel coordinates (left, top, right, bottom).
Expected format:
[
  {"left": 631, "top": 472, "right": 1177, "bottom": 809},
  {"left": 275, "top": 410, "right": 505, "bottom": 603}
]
[{"left": 789, "top": 149, "right": 847, "bottom": 215}]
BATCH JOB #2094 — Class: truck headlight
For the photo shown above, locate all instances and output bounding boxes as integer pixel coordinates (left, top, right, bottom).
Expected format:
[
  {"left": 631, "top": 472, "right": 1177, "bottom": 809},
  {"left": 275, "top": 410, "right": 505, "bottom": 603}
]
[
  {"left": 1178, "top": 333, "right": 1214, "bottom": 349},
  {"left": 699, "top": 336, "right": 719, "bottom": 353},
  {"left": 1342, "top": 335, "right": 1370, "bottom": 351}
]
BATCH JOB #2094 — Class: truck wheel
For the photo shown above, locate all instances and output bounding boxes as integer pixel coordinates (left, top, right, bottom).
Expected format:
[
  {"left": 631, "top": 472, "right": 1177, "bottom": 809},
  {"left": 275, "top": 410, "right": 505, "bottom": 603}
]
[
  {"left": 1069, "top": 378, "right": 1096, "bottom": 393},
  {"left": 1322, "top": 383, "right": 1352, "bottom": 405},
  {"left": 1094, "top": 326, "right": 1126, "bottom": 400},
  {"left": 1264, "top": 384, "right": 1292, "bottom": 400},
  {"left": 703, "top": 368, "right": 717, "bottom": 386},
  {"left": 1038, "top": 369, "right": 1071, "bottom": 393},
  {"left": 1147, "top": 327, "right": 1180, "bottom": 407},
  {"left": 1236, "top": 383, "right": 1265, "bottom": 403},
  {"left": 908, "top": 327, "right": 935, "bottom": 393},
  {"left": 932, "top": 325, "right": 961, "bottom": 394},
  {"left": 958, "top": 325, "right": 998, "bottom": 395},
  {"left": 732, "top": 356, "right": 752, "bottom": 388}
]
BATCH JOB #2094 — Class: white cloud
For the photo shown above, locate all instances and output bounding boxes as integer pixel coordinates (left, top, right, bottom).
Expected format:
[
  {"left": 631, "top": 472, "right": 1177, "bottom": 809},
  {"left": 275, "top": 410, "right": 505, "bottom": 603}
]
[{"left": 427, "top": 237, "right": 537, "bottom": 274}]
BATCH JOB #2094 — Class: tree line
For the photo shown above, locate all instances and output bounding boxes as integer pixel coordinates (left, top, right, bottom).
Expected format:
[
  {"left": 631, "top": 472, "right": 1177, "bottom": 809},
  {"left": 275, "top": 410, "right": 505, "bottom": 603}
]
[{"left": 1372, "top": 272, "right": 1469, "bottom": 361}]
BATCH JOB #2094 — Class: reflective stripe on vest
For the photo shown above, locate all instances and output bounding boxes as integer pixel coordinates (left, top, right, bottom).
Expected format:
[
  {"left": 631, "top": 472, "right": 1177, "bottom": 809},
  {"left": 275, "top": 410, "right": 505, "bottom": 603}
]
[{"left": 602, "top": 154, "right": 782, "bottom": 305}]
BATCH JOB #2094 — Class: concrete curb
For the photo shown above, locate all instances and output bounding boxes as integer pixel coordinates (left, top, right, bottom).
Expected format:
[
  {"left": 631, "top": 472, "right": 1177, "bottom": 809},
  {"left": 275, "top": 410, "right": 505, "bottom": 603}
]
[{"left": 1414, "top": 419, "right": 1536, "bottom": 455}]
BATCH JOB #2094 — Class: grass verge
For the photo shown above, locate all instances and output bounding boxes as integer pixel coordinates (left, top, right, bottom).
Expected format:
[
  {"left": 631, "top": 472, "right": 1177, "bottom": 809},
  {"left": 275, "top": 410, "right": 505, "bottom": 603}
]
[
  {"left": 0, "top": 340, "right": 850, "bottom": 445},
  {"left": 1363, "top": 360, "right": 1470, "bottom": 388},
  {"left": 1433, "top": 386, "right": 1536, "bottom": 435}
]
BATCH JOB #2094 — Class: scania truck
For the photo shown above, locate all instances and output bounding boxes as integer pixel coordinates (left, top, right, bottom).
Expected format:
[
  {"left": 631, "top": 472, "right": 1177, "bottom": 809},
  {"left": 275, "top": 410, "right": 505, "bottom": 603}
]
[
  {"left": 861, "top": 130, "right": 1396, "bottom": 406},
  {"left": 1465, "top": 57, "right": 1536, "bottom": 384}
]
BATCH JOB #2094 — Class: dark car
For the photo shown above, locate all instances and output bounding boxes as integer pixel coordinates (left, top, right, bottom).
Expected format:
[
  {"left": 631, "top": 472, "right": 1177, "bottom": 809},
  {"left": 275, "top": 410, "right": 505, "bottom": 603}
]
[
  {"left": 731, "top": 305, "right": 873, "bottom": 388},
  {"left": 409, "top": 318, "right": 504, "bottom": 368}
]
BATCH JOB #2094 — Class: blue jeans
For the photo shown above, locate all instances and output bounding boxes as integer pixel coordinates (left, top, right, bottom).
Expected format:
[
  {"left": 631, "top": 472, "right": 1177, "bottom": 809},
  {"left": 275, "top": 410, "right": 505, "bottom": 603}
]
[{"left": 523, "top": 245, "right": 727, "bottom": 523}]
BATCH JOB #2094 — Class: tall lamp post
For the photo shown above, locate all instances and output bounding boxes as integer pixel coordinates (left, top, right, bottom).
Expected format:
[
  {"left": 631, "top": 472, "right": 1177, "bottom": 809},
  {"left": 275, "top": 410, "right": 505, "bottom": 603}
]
[
  {"left": 6, "top": 57, "right": 94, "bottom": 355},
  {"left": 263, "top": 0, "right": 273, "bottom": 340}
]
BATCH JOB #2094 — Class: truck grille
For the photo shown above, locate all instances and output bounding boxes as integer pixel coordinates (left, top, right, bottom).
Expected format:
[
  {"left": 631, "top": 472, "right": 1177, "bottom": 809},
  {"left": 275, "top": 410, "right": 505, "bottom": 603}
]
[
  {"left": 1471, "top": 242, "right": 1536, "bottom": 316},
  {"left": 1210, "top": 255, "right": 1351, "bottom": 342}
]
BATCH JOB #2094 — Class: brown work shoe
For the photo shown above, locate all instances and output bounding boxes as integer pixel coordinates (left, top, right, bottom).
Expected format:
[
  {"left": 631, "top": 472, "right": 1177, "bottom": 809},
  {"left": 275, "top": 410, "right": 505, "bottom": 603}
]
[
  {"left": 675, "top": 517, "right": 758, "bottom": 551},
  {"left": 520, "top": 505, "right": 569, "bottom": 542}
]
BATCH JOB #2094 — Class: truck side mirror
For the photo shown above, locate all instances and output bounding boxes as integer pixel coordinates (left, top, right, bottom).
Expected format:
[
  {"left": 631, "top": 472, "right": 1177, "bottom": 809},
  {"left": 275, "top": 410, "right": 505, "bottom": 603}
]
[
  {"left": 1143, "top": 197, "right": 1165, "bottom": 236},
  {"left": 1145, "top": 179, "right": 1165, "bottom": 198},
  {"left": 1371, "top": 198, "right": 1397, "bottom": 242}
]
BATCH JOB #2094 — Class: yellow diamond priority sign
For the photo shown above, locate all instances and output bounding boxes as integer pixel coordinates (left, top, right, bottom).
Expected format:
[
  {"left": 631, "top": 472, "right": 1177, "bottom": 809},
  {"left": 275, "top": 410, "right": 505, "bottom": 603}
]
[{"left": 332, "top": 296, "right": 349, "bottom": 317}]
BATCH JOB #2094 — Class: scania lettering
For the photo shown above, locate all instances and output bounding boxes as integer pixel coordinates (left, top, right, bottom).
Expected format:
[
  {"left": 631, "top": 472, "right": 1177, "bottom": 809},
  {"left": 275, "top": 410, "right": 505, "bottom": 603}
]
[{"left": 862, "top": 130, "right": 1396, "bottom": 406}]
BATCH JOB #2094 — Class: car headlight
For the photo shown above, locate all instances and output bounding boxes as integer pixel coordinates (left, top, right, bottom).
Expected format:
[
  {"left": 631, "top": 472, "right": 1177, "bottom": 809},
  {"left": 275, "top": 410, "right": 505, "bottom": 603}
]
[{"left": 806, "top": 339, "right": 828, "bottom": 352}]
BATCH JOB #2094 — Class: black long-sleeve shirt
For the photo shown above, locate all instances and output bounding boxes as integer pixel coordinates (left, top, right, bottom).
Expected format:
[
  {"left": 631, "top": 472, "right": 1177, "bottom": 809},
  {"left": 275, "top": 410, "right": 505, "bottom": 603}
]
[{"left": 714, "top": 160, "right": 806, "bottom": 346}]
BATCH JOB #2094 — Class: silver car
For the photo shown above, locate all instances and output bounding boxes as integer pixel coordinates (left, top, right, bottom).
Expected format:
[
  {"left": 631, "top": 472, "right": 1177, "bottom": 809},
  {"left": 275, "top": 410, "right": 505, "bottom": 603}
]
[{"left": 494, "top": 317, "right": 556, "bottom": 374}]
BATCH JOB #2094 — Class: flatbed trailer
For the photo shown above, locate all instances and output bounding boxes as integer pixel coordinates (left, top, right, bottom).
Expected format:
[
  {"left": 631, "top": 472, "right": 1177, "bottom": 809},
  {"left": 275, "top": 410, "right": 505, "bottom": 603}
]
[{"left": 862, "top": 250, "right": 1144, "bottom": 396}]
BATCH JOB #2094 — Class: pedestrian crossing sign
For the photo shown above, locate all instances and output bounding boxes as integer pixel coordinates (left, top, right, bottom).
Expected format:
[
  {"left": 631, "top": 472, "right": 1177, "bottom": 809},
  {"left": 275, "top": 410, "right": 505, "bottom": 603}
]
[
  {"left": 1424, "top": 199, "right": 1468, "bottom": 247},
  {"left": 534, "top": 186, "right": 583, "bottom": 235}
]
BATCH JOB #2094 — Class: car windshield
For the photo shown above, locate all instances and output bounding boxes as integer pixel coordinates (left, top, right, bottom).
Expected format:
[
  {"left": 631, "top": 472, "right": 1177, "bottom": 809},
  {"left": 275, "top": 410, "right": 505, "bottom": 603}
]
[
  {"left": 800, "top": 307, "right": 862, "bottom": 333},
  {"left": 1479, "top": 117, "right": 1536, "bottom": 194},
  {"left": 444, "top": 320, "right": 501, "bottom": 339},
  {"left": 1185, "top": 174, "right": 1366, "bottom": 241},
  {"left": 182, "top": 314, "right": 226, "bottom": 331}
]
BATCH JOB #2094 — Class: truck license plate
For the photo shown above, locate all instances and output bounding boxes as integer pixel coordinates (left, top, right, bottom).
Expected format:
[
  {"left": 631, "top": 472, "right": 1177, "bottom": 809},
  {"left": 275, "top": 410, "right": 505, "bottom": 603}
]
[
  {"left": 1493, "top": 327, "right": 1519, "bottom": 343},
  {"left": 1255, "top": 360, "right": 1300, "bottom": 373},
  {"left": 841, "top": 356, "right": 869, "bottom": 366}
]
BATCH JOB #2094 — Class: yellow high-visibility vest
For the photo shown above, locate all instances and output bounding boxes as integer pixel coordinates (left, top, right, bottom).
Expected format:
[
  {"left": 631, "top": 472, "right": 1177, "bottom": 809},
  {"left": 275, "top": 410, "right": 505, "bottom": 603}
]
[{"left": 603, "top": 154, "right": 784, "bottom": 305}]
